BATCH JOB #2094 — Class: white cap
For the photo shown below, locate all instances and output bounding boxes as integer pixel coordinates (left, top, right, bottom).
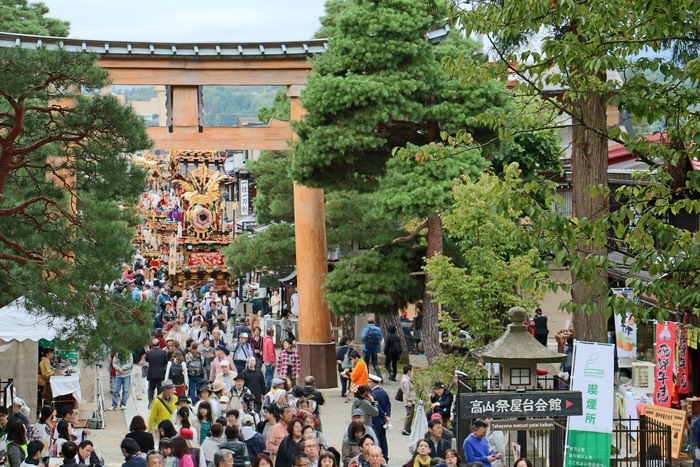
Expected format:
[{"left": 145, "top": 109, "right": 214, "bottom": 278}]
[
  {"left": 221, "top": 360, "right": 230, "bottom": 366},
  {"left": 368, "top": 374, "right": 383, "bottom": 383}
]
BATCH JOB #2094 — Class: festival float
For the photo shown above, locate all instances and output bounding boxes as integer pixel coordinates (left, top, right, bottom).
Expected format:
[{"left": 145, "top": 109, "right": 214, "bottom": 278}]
[{"left": 132, "top": 150, "right": 235, "bottom": 291}]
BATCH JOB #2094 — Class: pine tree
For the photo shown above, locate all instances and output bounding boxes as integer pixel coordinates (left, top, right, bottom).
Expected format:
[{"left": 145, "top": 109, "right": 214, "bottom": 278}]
[
  {"left": 0, "top": 20, "right": 153, "bottom": 359},
  {"left": 293, "top": 0, "right": 560, "bottom": 361}
]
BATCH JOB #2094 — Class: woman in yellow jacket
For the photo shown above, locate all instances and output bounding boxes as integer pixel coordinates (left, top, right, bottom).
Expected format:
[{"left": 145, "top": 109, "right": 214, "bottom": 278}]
[{"left": 38, "top": 348, "right": 62, "bottom": 404}]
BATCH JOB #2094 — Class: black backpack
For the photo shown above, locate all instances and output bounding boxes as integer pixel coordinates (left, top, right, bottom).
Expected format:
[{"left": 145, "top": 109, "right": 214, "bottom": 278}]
[
  {"left": 187, "top": 357, "right": 204, "bottom": 378},
  {"left": 366, "top": 329, "right": 380, "bottom": 350},
  {"left": 170, "top": 362, "right": 185, "bottom": 385}
]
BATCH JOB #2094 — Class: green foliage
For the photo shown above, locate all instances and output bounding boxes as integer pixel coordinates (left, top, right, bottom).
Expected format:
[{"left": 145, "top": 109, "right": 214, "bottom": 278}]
[
  {"left": 445, "top": 0, "right": 700, "bottom": 332},
  {"left": 293, "top": 0, "right": 443, "bottom": 187},
  {"left": 314, "top": 0, "right": 349, "bottom": 38},
  {"left": 247, "top": 151, "right": 294, "bottom": 224},
  {"left": 222, "top": 223, "right": 296, "bottom": 279},
  {"left": 379, "top": 143, "right": 488, "bottom": 219},
  {"left": 0, "top": 46, "right": 153, "bottom": 360},
  {"left": 478, "top": 162, "right": 700, "bottom": 324},
  {"left": 412, "top": 353, "right": 485, "bottom": 402},
  {"left": 0, "top": 0, "right": 69, "bottom": 36},
  {"left": 202, "top": 86, "right": 281, "bottom": 126},
  {"left": 258, "top": 88, "right": 291, "bottom": 123},
  {"left": 323, "top": 247, "right": 423, "bottom": 316},
  {"left": 425, "top": 171, "right": 549, "bottom": 343}
]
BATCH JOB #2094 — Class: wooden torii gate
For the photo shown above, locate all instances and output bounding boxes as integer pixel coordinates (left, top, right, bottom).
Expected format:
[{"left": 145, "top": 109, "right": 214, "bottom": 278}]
[{"left": 0, "top": 32, "right": 339, "bottom": 386}]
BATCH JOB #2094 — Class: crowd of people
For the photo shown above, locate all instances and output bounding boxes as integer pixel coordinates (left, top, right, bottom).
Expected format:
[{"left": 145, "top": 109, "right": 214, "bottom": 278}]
[{"left": 2, "top": 265, "right": 541, "bottom": 467}]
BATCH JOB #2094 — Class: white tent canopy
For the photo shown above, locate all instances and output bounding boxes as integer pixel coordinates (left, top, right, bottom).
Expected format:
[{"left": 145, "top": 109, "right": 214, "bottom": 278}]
[
  {"left": 0, "top": 296, "right": 64, "bottom": 342},
  {"left": 0, "top": 297, "right": 95, "bottom": 419}
]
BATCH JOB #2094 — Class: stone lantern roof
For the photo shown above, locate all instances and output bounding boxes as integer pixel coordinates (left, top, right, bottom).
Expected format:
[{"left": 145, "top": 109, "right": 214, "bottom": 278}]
[{"left": 472, "top": 306, "right": 567, "bottom": 364}]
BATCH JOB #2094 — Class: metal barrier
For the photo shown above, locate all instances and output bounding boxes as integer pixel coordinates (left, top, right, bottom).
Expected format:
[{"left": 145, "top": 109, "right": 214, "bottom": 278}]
[{"left": 613, "top": 416, "right": 672, "bottom": 466}]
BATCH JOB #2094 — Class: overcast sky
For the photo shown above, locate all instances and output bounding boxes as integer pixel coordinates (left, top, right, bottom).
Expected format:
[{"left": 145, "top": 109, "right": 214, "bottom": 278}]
[{"left": 39, "top": 0, "right": 327, "bottom": 42}]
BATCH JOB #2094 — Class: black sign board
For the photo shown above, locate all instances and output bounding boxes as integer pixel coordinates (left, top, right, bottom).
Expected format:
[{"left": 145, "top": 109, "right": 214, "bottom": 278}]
[{"left": 459, "top": 391, "right": 583, "bottom": 419}]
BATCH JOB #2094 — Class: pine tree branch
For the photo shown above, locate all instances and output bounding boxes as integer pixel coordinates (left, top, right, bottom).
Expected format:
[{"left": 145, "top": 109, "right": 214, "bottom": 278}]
[{"left": 370, "top": 221, "right": 429, "bottom": 251}]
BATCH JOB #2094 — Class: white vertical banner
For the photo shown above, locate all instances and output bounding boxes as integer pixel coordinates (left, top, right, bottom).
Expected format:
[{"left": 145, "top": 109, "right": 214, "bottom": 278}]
[
  {"left": 565, "top": 341, "right": 615, "bottom": 467},
  {"left": 240, "top": 178, "right": 249, "bottom": 216}
]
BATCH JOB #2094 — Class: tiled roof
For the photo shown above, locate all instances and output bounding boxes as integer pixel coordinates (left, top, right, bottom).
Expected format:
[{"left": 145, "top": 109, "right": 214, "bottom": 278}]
[{"left": 0, "top": 25, "right": 450, "bottom": 59}]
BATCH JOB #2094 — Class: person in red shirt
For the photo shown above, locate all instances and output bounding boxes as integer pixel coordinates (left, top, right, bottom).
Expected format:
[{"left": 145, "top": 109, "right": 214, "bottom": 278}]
[{"left": 262, "top": 328, "right": 277, "bottom": 392}]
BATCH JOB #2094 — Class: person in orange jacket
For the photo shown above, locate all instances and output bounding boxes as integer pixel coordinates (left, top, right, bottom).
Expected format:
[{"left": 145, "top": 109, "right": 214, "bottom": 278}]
[{"left": 342, "top": 351, "right": 369, "bottom": 393}]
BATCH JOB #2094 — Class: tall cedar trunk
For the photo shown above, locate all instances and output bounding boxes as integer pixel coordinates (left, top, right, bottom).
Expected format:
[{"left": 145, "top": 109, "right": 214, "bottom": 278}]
[
  {"left": 570, "top": 92, "right": 609, "bottom": 343},
  {"left": 423, "top": 215, "right": 444, "bottom": 362},
  {"left": 341, "top": 315, "right": 355, "bottom": 341}
]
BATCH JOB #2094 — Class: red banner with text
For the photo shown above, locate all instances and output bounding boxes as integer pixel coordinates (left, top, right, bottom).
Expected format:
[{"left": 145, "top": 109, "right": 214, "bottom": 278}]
[{"left": 655, "top": 322, "right": 676, "bottom": 407}]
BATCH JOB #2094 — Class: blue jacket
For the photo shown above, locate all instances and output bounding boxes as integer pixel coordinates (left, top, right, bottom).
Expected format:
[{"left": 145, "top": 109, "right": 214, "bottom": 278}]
[
  {"left": 691, "top": 416, "right": 700, "bottom": 448},
  {"left": 361, "top": 324, "right": 383, "bottom": 353},
  {"left": 371, "top": 386, "right": 391, "bottom": 429},
  {"left": 463, "top": 434, "right": 494, "bottom": 467},
  {"left": 122, "top": 454, "right": 146, "bottom": 467}
]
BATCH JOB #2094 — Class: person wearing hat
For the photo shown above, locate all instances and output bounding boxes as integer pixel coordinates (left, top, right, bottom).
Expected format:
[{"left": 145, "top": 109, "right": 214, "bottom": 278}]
[
  {"left": 195, "top": 384, "right": 220, "bottom": 416},
  {"left": 231, "top": 333, "right": 254, "bottom": 375},
  {"left": 156, "top": 288, "right": 172, "bottom": 314},
  {"left": 240, "top": 413, "right": 264, "bottom": 460},
  {"left": 171, "top": 395, "right": 198, "bottom": 428},
  {"left": 367, "top": 375, "right": 391, "bottom": 462},
  {"left": 227, "top": 374, "right": 253, "bottom": 412},
  {"left": 217, "top": 396, "right": 230, "bottom": 417},
  {"left": 213, "top": 360, "right": 236, "bottom": 393},
  {"left": 232, "top": 318, "right": 251, "bottom": 341},
  {"left": 209, "top": 346, "right": 233, "bottom": 382},
  {"left": 147, "top": 379, "right": 179, "bottom": 433},
  {"left": 427, "top": 382, "right": 453, "bottom": 422},
  {"left": 263, "top": 378, "right": 286, "bottom": 408}
]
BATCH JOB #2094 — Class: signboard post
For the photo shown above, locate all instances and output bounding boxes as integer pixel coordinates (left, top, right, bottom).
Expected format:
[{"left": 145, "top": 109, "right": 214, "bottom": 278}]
[
  {"left": 459, "top": 391, "right": 583, "bottom": 419},
  {"left": 564, "top": 341, "right": 615, "bottom": 467}
]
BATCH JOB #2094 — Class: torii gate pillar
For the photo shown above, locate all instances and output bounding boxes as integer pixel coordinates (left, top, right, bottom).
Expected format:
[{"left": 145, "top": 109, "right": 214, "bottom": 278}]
[{"left": 288, "top": 85, "right": 337, "bottom": 388}]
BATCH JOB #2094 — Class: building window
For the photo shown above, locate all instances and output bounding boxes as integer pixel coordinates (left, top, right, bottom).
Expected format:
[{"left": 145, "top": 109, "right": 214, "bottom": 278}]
[{"left": 510, "top": 368, "right": 531, "bottom": 386}]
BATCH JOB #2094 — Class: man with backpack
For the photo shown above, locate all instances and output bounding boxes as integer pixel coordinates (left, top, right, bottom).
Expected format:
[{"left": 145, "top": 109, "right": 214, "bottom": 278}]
[{"left": 361, "top": 318, "right": 384, "bottom": 379}]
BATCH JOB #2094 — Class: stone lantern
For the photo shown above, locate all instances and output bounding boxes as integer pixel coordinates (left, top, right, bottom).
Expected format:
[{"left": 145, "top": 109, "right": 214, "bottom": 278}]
[{"left": 476, "top": 306, "right": 566, "bottom": 390}]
